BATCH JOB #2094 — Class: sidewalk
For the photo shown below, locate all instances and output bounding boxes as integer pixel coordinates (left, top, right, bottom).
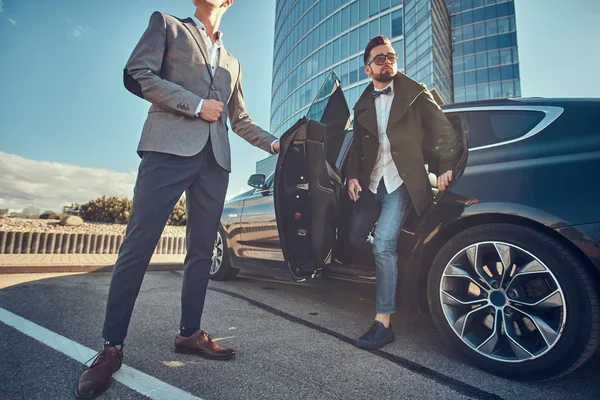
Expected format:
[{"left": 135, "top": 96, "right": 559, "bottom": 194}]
[{"left": 0, "top": 253, "right": 185, "bottom": 274}]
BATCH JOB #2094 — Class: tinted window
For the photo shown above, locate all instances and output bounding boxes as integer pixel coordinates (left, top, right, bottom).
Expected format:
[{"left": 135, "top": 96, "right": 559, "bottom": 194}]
[
  {"left": 465, "top": 110, "right": 545, "bottom": 148},
  {"left": 426, "top": 112, "right": 466, "bottom": 173},
  {"left": 306, "top": 72, "right": 350, "bottom": 170},
  {"left": 265, "top": 172, "right": 275, "bottom": 189},
  {"left": 446, "top": 113, "right": 465, "bottom": 147}
]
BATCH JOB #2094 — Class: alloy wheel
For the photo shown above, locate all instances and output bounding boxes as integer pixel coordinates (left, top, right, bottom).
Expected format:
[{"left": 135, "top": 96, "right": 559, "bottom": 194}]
[
  {"left": 439, "top": 241, "right": 567, "bottom": 363},
  {"left": 211, "top": 232, "right": 224, "bottom": 275}
]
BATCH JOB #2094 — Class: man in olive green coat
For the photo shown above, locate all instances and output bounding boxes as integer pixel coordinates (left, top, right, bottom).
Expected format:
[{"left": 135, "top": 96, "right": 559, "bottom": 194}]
[{"left": 347, "top": 36, "right": 460, "bottom": 350}]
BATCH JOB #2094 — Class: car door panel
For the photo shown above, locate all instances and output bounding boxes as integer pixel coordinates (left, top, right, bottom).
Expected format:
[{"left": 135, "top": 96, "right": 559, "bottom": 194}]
[
  {"left": 221, "top": 198, "right": 245, "bottom": 257},
  {"left": 237, "top": 173, "right": 285, "bottom": 263},
  {"left": 274, "top": 72, "right": 350, "bottom": 280}
]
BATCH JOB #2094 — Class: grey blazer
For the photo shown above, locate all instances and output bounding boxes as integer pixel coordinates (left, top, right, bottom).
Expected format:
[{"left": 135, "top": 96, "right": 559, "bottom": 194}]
[{"left": 124, "top": 11, "right": 277, "bottom": 172}]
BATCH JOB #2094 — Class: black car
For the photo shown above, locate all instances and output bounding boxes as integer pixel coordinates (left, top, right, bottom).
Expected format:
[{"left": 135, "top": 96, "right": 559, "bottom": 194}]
[{"left": 210, "top": 73, "right": 600, "bottom": 380}]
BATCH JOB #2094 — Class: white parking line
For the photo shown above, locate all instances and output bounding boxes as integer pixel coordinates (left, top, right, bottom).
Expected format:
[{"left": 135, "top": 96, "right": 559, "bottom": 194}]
[{"left": 0, "top": 307, "right": 203, "bottom": 400}]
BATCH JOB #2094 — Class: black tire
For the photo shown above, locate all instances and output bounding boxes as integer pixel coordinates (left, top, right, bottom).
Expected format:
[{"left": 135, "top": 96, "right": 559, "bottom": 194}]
[
  {"left": 209, "top": 226, "right": 239, "bottom": 281},
  {"left": 427, "top": 223, "right": 599, "bottom": 380}
]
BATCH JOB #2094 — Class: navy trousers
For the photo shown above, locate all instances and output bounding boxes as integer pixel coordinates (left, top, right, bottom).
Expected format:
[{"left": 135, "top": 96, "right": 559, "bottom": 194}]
[{"left": 102, "top": 142, "right": 228, "bottom": 343}]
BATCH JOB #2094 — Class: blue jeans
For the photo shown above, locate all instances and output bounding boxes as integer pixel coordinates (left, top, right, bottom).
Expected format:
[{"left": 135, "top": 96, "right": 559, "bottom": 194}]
[{"left": 349, "top": 181, "right": 411, "bottom": 314}]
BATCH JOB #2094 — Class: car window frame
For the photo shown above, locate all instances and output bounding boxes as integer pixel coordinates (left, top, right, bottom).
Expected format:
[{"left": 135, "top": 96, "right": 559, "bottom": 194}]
[{"left": 443, "top": 105, "right": 564, "bottom": 151}]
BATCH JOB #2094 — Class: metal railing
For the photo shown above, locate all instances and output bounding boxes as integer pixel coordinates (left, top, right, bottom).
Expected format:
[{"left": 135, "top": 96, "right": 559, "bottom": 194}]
[{"left": 0, "top": 231, "right": 187, "bottom": 255}]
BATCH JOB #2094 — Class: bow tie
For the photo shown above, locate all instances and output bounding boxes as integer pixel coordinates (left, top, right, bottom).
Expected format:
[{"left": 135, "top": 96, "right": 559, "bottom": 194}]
[{"left": 372, "top": 86, "right": 392, "bottom": 99}]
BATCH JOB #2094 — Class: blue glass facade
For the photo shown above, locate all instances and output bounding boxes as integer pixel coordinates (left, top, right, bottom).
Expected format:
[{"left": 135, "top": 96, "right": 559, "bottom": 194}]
[
  {"left": 447, "top": 0, "right": 521, "bottom": 102},
  {"left": 271, "top": 0, "right": 407, "bottom": 139},
  {"left": 405, "top": 0, "right": 453, "bottom": 104},
  {"left": 260, "top": 0, "right": 520, "bottom": 173}
]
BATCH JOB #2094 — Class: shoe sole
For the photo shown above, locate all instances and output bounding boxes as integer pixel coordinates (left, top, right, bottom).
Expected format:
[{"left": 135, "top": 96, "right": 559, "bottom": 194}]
[
  {"left": 355, "top": 336, "right": 395, "bottom": 350},
  {"left": 174, "top": 347, "right": 236, "bottom": 360},
  {"left": 75, "top": 390, "right": 96, "bottom": 400},
  {"left": 75, "top": 389, "right": 108, "bottom": 400},
  {"left": 75, "top": 381, "right": 111, "bottom": 400}
]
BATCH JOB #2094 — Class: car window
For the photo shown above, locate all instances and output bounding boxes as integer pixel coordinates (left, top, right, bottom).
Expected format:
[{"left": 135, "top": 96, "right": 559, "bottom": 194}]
[
  {"left": 464, "top": 110, "right": 545, "bottom": 148},
  {"left": 426, "top": 112, "right": 466, "bottom": 173},
  {"left": 446, "top": 113, "right": 465, "bottom": 141},
  {"left": 335, "top": 129, "right": 354, "bottom": 169},
  {"left": 306, "top": 72, "right": 338, "bottom": 122},
  {"left": 305, "top": 71, "right": 350, "bottom": 172},
  {"left": 265, "top": 172, "right": 275, "bottom": 189}
]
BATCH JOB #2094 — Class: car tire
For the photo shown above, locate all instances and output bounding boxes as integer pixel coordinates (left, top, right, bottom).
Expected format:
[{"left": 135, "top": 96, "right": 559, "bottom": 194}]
[
  {"left": 209, "top": 226, "right": 239, "bottom": 281},
  {"left": 427, "top": 223, "right": 599, "bottom": 380}
]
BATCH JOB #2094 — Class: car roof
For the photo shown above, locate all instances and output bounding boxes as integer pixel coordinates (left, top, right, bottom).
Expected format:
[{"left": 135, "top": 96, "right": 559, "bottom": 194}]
[
  {"left": 441, "top": 97, "right": 600, "bottom": 110},
  {"left": 344, "top": 97, "right": 599, "bottom": 131}
]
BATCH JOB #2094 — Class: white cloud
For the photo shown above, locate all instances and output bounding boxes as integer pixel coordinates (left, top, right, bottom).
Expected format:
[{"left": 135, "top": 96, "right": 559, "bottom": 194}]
[
  {"left": 8, "top": 18, "right": 16, "bottom": 25},
  {"left": 0, "top": 152, "right": 136, "bottom": 212},
  {"left": 66, "top": 17, "right": 90, "bottom": 38},
  {"left": 0, "top": 0, "right": 4, "bottom": 13},
  {"left": 0, "top": 152, "right": 250, "bottom": 212}
]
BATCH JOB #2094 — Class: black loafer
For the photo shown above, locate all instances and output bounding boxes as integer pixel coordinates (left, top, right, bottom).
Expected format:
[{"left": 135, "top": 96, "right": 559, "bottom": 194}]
[{"left": 356, "top": 321, "right": 395, "bottom": 350}]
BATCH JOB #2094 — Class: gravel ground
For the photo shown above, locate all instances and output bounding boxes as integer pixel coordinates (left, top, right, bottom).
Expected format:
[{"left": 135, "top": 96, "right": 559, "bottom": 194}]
[{"left": 0, "top": 218, "right": 186, "bottom": 237}]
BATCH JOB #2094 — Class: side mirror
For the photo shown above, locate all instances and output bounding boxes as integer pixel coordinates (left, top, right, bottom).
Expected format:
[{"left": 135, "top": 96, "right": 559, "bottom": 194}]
[{"left": 247, "top": 174, "right": 267, "bottom": 190}]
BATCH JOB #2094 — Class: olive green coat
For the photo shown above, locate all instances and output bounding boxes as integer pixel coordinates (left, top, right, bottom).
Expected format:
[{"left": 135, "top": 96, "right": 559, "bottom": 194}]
[{"left": 346, "top": 73, "right": 460, "bottom": 215}]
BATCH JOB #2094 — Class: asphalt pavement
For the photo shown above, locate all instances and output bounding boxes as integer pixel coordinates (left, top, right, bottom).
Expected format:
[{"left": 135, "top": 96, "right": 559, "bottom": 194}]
[{"left": 0, "top": 271, "right": 598, "bottom": 400}]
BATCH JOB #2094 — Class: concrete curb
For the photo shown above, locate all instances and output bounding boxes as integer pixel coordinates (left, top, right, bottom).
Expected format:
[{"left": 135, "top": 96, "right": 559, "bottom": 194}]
[{"left": 0, "top": 262, "right": 184, "bottom": 274}]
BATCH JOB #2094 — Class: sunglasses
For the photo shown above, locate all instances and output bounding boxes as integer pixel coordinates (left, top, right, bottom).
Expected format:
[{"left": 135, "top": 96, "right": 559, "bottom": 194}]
[{"left": 367, "top": 53, "right": 399, "bottom": 66}]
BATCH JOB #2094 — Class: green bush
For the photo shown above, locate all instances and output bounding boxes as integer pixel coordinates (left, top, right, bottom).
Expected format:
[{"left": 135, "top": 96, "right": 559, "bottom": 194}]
[
  {"left": 168, "top": 198, "right": 187, "bottom": 226},
  {"left": 78, "top": 196, "right": 186, "bottom": 225}
]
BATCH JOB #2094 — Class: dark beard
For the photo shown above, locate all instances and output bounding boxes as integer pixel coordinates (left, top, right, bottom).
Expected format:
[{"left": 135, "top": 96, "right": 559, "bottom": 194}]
[{"left": 373, "top": 70, "right": 396, "bottom": 83}]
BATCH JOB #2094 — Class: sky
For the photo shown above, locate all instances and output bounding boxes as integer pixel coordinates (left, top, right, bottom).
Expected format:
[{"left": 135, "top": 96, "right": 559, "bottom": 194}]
[{"left": 0, "top": 0, "right": 599, "bottom": 212}]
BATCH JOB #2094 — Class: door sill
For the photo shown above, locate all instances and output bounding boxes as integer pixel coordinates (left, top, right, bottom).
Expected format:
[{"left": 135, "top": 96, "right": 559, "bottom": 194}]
[{"left": 325, "top": 260, "right": 376, "bottom": 281}]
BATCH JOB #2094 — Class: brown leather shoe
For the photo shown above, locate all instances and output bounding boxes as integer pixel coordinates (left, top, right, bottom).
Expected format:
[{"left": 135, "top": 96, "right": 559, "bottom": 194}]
[
  {"left": 174, "top": 330, "right": 235, "bottom": 360},
  {"left": 76, "top": 347, "right": 123, "bottom": 399}
]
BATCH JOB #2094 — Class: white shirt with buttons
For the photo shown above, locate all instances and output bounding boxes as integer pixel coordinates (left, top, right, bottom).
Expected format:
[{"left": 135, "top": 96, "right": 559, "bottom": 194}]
[
  {"left": 191, "top": 15, "right": 222, "bottom": 115},
  {"left": 190, "top": 16, "right": 278, "bottom": 153},
  {"left": 369, "top": 80, "right": 404, "bottom": 194}
]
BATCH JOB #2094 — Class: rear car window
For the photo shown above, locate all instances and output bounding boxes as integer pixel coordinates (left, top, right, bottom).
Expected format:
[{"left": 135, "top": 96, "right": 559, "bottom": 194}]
[{"left": 465, "top": 110, "right": 545, "bottom": 148}]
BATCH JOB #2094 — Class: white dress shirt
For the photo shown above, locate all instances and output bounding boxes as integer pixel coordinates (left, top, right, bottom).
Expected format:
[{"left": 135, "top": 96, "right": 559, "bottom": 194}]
[
  {"left": 190, "top": 16, "right": 278, "bottom": 153},
  {"left": 369, "top": 80, "right": 404, "bottom": 194},
  {"left": 191, "top": 16, "right": 222, "bottom": 115}
]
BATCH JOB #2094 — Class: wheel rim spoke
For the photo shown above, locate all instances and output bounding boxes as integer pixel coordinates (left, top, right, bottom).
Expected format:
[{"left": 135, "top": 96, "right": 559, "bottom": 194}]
[
  {"left": 443, "top": 264, "right": 490, "bottom": 294},
  {"left": 477, "top": 310, "right": 501, "bottom": 355},
  {"left": 495, "top": 243, "right": 512, "bottom": 289},
  {"left": 508, "top": 305, "right": 558, "bottom": 347},
  {"left": 502, "top": 312, "right": 535, "bottom": 360},
  {"left": 505, "top": 259, "right": 549, "bottom": 294},
  {"left": 509, "top": 289, "right": 562, "bottom": 308},
  {"left": 507, "top": 260, "right": 548, "bottom": 286},
  {"left": 441, "top": 290, "right": 488, "bottom": 306},
  {"left": 452, "top": 304, "right": 489, "bottom": 338},
  {"left": 465, "top": 245, "right": 493, "bottom": 290}
]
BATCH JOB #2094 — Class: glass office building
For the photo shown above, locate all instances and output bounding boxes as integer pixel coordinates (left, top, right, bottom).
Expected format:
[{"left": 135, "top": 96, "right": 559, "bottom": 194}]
[
  {"left": 259, "top": 0, "right": 520, "bottom": 173},
  {"left": 271, "top": 0, "right": 409, "bottom": 141},
  {"left": 448, "top": 0, "right": 520, "bottom": 102}
]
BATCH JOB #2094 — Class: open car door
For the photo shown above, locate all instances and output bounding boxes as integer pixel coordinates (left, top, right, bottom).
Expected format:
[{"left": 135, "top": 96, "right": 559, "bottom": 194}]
[{"left": 274, "top": 72, "right": 351, "bottom": 281}]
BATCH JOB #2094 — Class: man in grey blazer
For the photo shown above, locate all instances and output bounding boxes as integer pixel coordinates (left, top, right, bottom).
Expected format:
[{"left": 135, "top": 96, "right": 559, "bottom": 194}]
[{"left": 76, "top": 1, "right": 279, "bottom": 398}]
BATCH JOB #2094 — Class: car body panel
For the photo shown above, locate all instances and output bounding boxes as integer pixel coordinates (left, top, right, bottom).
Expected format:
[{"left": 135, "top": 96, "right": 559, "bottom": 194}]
[{"left": 555, "top": 223, "right": 600, "bottom": 272}]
